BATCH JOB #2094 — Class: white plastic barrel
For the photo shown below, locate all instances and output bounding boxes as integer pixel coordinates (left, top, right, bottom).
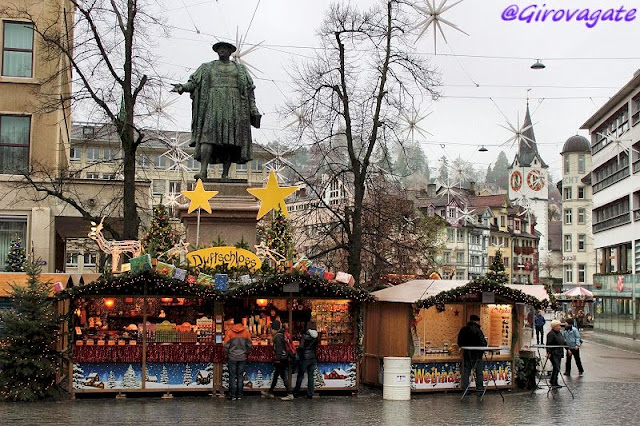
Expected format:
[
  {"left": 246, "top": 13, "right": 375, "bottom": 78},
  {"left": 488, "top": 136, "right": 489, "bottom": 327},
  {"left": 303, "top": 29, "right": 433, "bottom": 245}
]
[{"left": 382, "top": 357, "right": 411, "bottom": 400}]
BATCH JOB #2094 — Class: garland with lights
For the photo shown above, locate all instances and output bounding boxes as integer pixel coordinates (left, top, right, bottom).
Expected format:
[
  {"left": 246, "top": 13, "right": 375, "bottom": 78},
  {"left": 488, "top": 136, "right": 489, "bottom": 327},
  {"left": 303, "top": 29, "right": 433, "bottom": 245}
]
[
  {"left": 415, "top": 279, "right": 548, "bottom": 310},
  {"left": 58, "top": 270, "right": 224, "bottom": 300},
  {"left": 226, "top": 272, "right": 375, "bottom": 302}
]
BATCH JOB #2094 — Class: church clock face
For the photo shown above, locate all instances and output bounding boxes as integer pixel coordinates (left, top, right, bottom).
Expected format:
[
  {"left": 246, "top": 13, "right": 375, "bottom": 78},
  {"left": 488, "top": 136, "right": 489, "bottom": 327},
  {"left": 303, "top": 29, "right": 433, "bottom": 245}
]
[
  {"left": 527, "top": 169, "right": 545, "bottom": 191},
  {"left": 510, "top": 171, "right": 522, "bottom": 192}
]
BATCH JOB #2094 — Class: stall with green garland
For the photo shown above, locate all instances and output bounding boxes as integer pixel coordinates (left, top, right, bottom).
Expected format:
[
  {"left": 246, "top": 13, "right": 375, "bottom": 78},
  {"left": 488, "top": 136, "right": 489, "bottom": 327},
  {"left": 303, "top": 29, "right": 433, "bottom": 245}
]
[
  {"left": 365, "top": 279, "right": 548, "bottom": 392},
  {"left": 221, "top": 272, "right": 374, "bottom": 393},
  {"left": 60, "top": 271, "right": 224, "bottom": 396}
]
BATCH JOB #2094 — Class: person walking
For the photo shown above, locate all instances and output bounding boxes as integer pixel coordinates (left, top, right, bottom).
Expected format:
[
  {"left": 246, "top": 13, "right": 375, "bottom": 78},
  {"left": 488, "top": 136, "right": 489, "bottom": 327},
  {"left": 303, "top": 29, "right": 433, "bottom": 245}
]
[
  {"left": 562, "top": 318, "right": 584, "bottom": 376},
  {"left": 545, "top": 320, "right": 566, "bottom": 388},
  {"left": 457, "top": 314, "right": 487, "bottom": 392},
  {"left": 292, "top": 321, "right": 319, "bottom": 399},
  {"left": 534, "top": 310, "right": 546, "bottom": 345},
  {"left": 261, "top": 320, "right": 294, "bottom": 400},
  {"left": 223, "top": 315, "right": 252, "bottom": 400}
]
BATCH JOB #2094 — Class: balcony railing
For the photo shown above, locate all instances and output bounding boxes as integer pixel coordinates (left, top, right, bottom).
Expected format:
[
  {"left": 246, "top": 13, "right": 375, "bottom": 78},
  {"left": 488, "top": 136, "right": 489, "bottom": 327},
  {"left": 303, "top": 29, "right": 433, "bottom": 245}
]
[
  {"left": 523, "top": 247, "right": 535, "bottom": 255},
  {"left": 514, "top": 246, "right": 522, "bottom": 255},
  {"left": 593, "top": 168, "right": 630, "bottom": 193},
  {"left": 593, "top": 212, "right": 632, "bottom": 233}
]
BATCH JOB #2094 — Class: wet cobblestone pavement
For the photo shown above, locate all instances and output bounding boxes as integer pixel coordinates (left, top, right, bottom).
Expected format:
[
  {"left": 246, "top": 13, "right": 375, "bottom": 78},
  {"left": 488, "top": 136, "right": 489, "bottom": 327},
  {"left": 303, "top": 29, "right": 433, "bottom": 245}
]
[{"left": 1, "top": 330, "right": 639, "bottom": 426}]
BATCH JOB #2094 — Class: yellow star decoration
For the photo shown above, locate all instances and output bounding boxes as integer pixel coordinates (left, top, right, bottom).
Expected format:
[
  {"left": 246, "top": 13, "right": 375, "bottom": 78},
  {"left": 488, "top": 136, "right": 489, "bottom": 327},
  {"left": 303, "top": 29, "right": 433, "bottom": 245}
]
[
  {"left": 181, "top": 179, "right": 218, "bottom": 214},
  {"left": 246, "top": 170, "right": 298, "bottom": 219}
]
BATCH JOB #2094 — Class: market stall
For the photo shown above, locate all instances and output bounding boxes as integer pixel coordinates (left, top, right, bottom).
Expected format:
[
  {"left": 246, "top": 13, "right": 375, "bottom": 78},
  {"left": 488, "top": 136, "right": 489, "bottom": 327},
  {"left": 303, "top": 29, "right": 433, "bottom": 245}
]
[
  {"left": 555, "top": 286, "right": 594, "bottom": 328},
  {"left": 61, "top": 271, "right": 224, "bottom": 396},
  {"left": 223, "top": 273, "right": 374, "bottom": 393},
  {"left": 363, "top": 280, "right": 548, "bottom": 392}
]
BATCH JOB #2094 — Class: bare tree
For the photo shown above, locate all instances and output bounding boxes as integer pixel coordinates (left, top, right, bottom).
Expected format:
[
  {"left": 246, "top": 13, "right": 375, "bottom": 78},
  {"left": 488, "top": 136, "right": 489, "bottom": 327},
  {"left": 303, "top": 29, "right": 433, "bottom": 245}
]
[
  {"left": 1, "top": 0, "right": 168, "bottom": 239},
  {"left": 284, "top": 1, "right": 440, "bottom": 284}
]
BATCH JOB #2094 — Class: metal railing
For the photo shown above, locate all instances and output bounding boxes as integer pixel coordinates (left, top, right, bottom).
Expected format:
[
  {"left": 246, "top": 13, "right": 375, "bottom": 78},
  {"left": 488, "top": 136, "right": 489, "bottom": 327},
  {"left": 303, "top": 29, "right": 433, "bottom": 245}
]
[{"left": 593, "top": 212, "right": 631, "bottom": 233}]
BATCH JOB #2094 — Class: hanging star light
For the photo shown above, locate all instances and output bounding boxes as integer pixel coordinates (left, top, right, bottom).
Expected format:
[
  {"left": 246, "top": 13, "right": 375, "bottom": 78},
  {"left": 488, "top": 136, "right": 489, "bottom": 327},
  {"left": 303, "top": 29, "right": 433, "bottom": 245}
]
[
  {"left": 247, "top": 170, "right": 298, "bottom": 219},
  {"left": 411, "top": 0, "right": 469, "bottom": 53},
  {"left": 457, "top": 205, "right": 476, "bottom": 225},
  {"left": 596, "top": 128, "right": 638, "bottom": 164},
  {"left": 233, "top": 26, "right": 264, "bottom": 76},
  {"left": 450, "top": 157, "right": 471, "bottom": 188},
  {"left": 499, "top": 111, "right": 535, "bottom": 150},
  {"left": 400, "top": 108, "right": 432, "bottom": 142},
  {"left": 181, "top": 179, "right": 218, "bottom": 214},
  {"left": 160, "top": 133, "right": 193, "bottom": 173},
  {"left": 283, "top": 107, "right": 310, "bottom": 131},
  {"left": 263, "top": 143, "right": 297, "bottom": 182},
  {"left": 436, "top": 176, "right": 460, "bottom": 203}
]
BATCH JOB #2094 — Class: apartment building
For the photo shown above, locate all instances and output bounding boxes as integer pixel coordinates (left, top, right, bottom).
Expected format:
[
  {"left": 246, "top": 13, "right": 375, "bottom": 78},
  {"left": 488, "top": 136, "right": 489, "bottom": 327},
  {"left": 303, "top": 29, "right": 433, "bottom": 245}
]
[
  {"left": 581, "top": 70, "right": 640, "bottom": 336},
  {"left": 560, "top": 134, "right": 596, "bottom": 291},
  {"left": 0, "top": 2, "right": 73, "bottom": 271}
]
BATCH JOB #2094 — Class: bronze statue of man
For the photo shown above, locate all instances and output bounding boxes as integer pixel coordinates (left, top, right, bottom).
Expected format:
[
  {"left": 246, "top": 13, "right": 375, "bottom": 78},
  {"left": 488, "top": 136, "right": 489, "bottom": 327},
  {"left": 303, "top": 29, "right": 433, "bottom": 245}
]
[{"left": 172, "top": 41, "right": 261, "bottom": 179}]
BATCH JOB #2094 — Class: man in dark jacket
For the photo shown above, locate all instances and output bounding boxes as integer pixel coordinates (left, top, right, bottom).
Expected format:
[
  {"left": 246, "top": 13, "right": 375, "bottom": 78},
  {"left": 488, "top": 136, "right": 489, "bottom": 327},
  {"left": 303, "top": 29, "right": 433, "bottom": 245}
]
[
  {"left": 223, "top": 315, "right": 252, "bottom": 400},
  {"left": 292, "top": 321, "right": 319, "bottom": 399},
  {"left": 457, "top": 314, "right": 488, "bottom": 391},
  {"left": 261, "top": 320, "right": 294, "bottom": 400},
  {"left": 534, "top": 310, "right": 546, "bottom": 345},
  {"left": 546, "top": 320, "right": 567, "bottom": 387}
]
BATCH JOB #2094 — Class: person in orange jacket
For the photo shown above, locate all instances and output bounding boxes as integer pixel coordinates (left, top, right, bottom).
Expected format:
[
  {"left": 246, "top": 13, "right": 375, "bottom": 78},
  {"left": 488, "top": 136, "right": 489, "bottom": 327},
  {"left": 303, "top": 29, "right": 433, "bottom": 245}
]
[{"left": 223, "top": 315, "right": 252, "bottom": 400}]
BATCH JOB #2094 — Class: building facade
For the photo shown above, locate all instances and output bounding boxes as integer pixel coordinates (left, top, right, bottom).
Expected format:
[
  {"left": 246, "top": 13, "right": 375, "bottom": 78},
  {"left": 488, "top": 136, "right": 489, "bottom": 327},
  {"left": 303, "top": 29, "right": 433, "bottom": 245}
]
[
  {"left": 0, "top": 1, "right": 73, "bottom": 270},
  {"left": 581, "top": 70, "right": 640, "bottom": 337},
  {"left": 560, "top": 135, "right": 596, "bottom": 291}
]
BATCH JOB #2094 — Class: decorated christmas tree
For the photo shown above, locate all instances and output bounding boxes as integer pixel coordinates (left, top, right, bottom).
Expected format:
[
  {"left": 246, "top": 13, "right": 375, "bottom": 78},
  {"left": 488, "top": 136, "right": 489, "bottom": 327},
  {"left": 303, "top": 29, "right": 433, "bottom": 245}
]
[
  {"left": 486, "top": 249, "right": 508, "bottom": 285},
  {"left": 265, "top": 207, "right": 294, "bottom": 261},
  {"left": 107, "top": 371, "right": 116, "bottom": 388},
  {"left": 160, "top": 365, "right": 170, "bottom": 385},
  {"left": 313, "top": 367, "right": 325, "bottom": 387},
  {"left": 141, "top": 203, "right": 179, "bottom": 260},
  {"left": 4, "top": 237, "right": 26, "bottom": 272},
  {"left": 122, "top": 365, "right": 139, "bottom": 388},
  {"left": 183, "top": 364, "right": 192, "bottom": 386},
  {"left": 72, "top": 363, "right": 85, "bottom": 389},
  {"left": 0, "top": 262, "right": 59, "bottom": 401}
]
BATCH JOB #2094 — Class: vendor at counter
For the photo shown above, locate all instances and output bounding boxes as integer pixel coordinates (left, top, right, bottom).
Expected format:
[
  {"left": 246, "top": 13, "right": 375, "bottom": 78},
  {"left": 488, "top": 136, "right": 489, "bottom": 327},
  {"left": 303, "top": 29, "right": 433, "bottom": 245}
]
[{"left": 457, "top": 314, "right": 488, "bottom": 391}]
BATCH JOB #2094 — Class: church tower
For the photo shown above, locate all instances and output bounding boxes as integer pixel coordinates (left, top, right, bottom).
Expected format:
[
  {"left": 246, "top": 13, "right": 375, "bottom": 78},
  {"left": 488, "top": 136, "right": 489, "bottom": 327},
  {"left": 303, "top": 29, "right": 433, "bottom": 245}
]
[{"left": 508, "top": 104, "right": 550, "bottom": 276}]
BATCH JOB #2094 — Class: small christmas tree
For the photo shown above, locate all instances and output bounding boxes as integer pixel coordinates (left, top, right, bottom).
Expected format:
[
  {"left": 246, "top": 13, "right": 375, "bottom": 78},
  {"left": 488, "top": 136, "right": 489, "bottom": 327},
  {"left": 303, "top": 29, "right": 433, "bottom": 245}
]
[
  {"left": 313, "top": 367, "right": 325, "bottom": 387},
  {"left": 107, "top": 371, "right": 116, "bottom": 388},
  {"left": 255, "top": 370, "right": 264, "bottom": 388},
  {"left": 72, "top": 363, "right": 85, "bottom": 389},
  {"left": 160, "top": 365, "right": 170, "bottom": 385},
  {"left": 346, "top": 363, "right": 357, "bottom": 387},
  {"left": 4, "top": 237, "right": 26, "bottom": 272},
  {"left": 183, "top": 363, "right": 192, "bottom": 386},
  {"left": 221, "top": 363, "right": 229, "bottom": 388},
  {"left": 265, "top": 207, "right": 294, "bottom": 261},
  {"left": 0, "top": 262, "right": 59, "bottom": 401},
  {"left": 486, "top": 249, "right": 508, "bottom": 285},
  {"left": 121, "top": 365, "right": 139, "bottom": 388},
  {"left": 141, "top": 203, "right": 179, "bottom": 260}
]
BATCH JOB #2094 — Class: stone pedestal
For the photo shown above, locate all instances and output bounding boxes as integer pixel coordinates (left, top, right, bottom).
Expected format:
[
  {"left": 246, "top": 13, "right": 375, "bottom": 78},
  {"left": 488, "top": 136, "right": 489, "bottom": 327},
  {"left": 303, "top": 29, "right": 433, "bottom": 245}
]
[{"left": 179, "top": 180, "right": 259, "bottom": 248}]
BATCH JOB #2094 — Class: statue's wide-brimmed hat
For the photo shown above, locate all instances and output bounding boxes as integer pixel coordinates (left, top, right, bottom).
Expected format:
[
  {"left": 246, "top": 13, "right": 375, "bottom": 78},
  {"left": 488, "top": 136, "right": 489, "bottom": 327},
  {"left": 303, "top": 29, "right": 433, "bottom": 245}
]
[{"left": 212, "top": 41, "right": 237, "bottom": 53}]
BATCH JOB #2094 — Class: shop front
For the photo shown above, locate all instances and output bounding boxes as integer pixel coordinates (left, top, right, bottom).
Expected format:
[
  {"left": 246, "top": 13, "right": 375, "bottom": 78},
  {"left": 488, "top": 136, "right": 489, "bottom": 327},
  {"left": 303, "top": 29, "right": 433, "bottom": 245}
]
[
  {"left": 223, "top": 274, "right": 373, "bottom": 393},
  {"left": 363, "top": 280, "right": 548, "bottom": 392}
]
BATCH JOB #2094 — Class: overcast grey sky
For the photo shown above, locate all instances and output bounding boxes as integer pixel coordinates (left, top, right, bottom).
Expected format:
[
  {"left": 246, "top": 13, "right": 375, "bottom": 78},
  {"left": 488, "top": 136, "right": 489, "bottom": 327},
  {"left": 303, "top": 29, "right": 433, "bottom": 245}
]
[{"left": 155, "top": 0, "right": 640, "bottom": 181}]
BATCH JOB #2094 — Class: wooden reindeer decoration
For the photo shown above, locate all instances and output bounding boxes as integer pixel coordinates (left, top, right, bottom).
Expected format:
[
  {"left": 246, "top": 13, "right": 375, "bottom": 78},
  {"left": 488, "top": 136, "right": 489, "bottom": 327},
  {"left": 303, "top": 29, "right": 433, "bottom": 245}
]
[{"left": 88, "top": 218, "right": 142, "bottom": 273}]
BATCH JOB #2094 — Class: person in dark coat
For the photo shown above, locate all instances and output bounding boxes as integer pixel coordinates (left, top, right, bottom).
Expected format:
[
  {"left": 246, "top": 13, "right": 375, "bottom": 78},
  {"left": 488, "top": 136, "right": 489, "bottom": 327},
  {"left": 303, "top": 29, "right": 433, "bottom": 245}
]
[
  {"left": 292, "top": 321, "right": 319, "bottom": 399},
  {"left": 457, "top": 314, "right": 488, "bottom": 391},
  {"left": 534, "top": 310, "right": 546, "bottom": 345},
  {"left": 546, "top": 320, "right": 567, "bottom": 387},
  {"left": 261, "top": 320, "right": 294, "bottom": 400}
]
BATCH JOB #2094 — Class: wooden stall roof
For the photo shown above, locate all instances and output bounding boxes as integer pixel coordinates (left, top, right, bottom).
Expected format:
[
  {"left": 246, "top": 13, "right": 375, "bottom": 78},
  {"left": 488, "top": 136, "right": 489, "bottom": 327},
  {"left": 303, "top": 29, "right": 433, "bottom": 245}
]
[
  {"left": 372, "top": 280, "right": 549, "bottom": 305},
  {"left": 372, "top": 280, "right": 469, "bottom": 303},
  {"left": 0, "top": 273, "right": 97, "bottom": 297}
]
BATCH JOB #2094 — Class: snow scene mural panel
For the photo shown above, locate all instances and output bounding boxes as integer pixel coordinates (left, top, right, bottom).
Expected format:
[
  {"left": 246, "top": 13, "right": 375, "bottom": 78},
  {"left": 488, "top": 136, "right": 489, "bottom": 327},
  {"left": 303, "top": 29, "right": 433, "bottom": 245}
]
[
  {"left": 222, "top": 362, "right": 356, "bottom": 390},
  {"left": 73, "top": 363, "right": 142, "bottom": 390},
  {"left": 73, "top": 363, "right": 214, "bottom": 390}
]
